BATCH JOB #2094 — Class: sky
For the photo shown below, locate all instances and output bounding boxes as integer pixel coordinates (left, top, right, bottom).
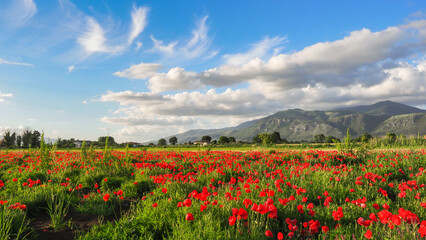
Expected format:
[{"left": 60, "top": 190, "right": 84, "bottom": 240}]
[{"left": 0, "top": 0, "right": 426, "bottom": 143}]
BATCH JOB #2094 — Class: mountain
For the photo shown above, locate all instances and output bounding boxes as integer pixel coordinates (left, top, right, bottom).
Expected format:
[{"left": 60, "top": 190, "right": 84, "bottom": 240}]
[{"left": 160, "top": 101, "right": 426, "bottom": 143}]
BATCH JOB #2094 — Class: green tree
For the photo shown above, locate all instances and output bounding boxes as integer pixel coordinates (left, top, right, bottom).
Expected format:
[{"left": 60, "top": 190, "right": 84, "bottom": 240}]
[
  {"left": 1, "top": 130, "right": 15, "bottom": 148},
  {"left": 30, "top": 130, "right": 41, "bottom": 148},
  {"left": 169, "top": 136, "right": 178, "bottom": 145},
  {"left": 98, "top": 136, "right": 116, "bottom": 147},
  {"left": 252, "top": 134, "right": 262, "bottom": 144},
  {"left": 22, "top": 129, "right": 32, "bottom": 148},
  {"left": 386, "top": 132, "right": 397, "bottom": 143},
  {"left": 314, "top": 134, "right": 325, "bottom": 143},
  {"left": 325, "top": 135, "right": 339, "bottom": 143},
  {"left": 228, "top": 137, "right": 236, "bottom": 143},
  {"left": 158, "top": 138, "right": 167, "bottom": 146},
  {"left": 360, "top": 132, "right": 372, "bottom": 143},
  {"left": 16, "top": 135, "right": 22, "bottom": 147},
  {"left": 218, "top": 136, "right": 229, "bottom": 145},
  {"left": 201, "top": 135, "right": 212, "bottom": 143},
  {"left": 271, "top": 131, "right": 282, "bottom": 144}
]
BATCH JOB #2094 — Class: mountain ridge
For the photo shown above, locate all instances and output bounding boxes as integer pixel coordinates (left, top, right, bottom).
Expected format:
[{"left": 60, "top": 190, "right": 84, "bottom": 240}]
[{"left": 156, "top": 101, "right": 425, "bottom": 143}]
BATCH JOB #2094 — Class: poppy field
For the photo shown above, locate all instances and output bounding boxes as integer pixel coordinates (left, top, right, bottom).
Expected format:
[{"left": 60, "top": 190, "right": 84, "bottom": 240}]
[{"left": 0, "top": 148, "right": 425, "bottom": 239}]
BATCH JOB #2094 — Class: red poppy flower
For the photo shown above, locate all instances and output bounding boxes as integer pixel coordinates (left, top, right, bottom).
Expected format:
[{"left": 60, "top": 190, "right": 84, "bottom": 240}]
[
  {"left": 185, "top": 213, "right": 194, "bottom": 221},
  {"left": 265, "top": 230, "right": 273, "bottom": 237},
  {"left": 364, "top": 229, "right": 372, "bottom": 239},
  {"left": 103, "top": 194, "right": 110, "bottom": 202}
]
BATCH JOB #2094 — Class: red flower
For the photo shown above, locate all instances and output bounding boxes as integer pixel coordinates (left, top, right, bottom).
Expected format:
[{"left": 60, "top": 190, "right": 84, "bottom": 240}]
[
  {"left": 162, "top": 188, "right": 167, "bottom": 194},
  {"left": 238, "top": 208, "right": 248, "bottom": 220},
  {"left": 332, "top": 207, "right": 343, "bottom": 221},
  {"left": 200, "top": 205, "right": 207, "bottom": 212},
  {"left": 183, "top": 198, "right": 192, "bottom": 207},
  {"left": 103, "top": 194, "right": 110, "bottom": 202},
  {"left": 297, "top": 205, "right": 304, "bottom": 214},
  {"left": 418, "top": 221, "right": 426, "bottom": 237},
  {"left": 152, "top": 203, "right": 158, "bottom": 208},
  {"left": 229, "top": 215, "right": 237, "bottom": 226},
  {"left": 322, "top": 226, "right": 329, "bottom": 233},
  {"left": 185, "top": 213, "right": 194, "bottom": 221},
  {"left": 265, "top": 230, "right": 273, "bottom": 237},
  {"left": 364, "top": 229, "right": 372, "bottom": 239},
  {"left": 372, "top": 203, "right": 379, "bottom": 210},
  {"left": 277, "top": 232, "right": 284, "bottom": 240}
]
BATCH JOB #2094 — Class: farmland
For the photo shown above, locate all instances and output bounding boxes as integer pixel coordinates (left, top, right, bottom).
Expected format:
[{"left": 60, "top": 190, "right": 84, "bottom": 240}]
[{"left": 0, "top": 147, "right": 425, "bottom": 239}]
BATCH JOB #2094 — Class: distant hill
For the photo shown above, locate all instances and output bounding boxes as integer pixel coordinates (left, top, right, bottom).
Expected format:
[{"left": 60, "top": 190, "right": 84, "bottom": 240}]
[{"left": 159, "top": 101, "right": 426, "bottom": 143}]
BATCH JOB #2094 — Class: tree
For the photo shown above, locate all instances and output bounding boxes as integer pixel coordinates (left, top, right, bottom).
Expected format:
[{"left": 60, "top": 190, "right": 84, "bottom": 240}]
[
  {"left": 314, "top": 134, "right": 325, "bottom": 143},
  {"left": 201, "top": 135, "right": 212, "bottom": 143},
  {"left": 228, "top": 137, "right": 236, "bottom": 143},
  {"left": 252, "top": 134, "right": 262, "bottom": 144},
  {"left": 158, "top": 138, "right": 167, "bottom": 146},
  {"left": 325, "top": 135, "right": 339, "bottom": 143},
  {"left": 30, "top": 130, "right": 41, "bottom": 148},
  {"left": 22, "top": 129, "right": 32, "bottom": 148},
  {"left": 16, "top": 135, "right": 22, "bottom": 147},
  {"left": 218, "top": 136, "right": 229, "bottom": 145},
  {"left": 98, "top": 136, "right": 116, "bottom": 147},
  {"left": 169, "top": 136, "right": 178, "bottom": 145},
  {"left": 360, "top": 132, "right": 372, "bottom": 143},
  {"left": 271, "top": 132, "right": 282, "bottom": 144},
  {"left": 386, "top": 132, "right": 397, "bottom": 143},
  {"left": 1, "top": 130, "right": 15, "bottom": 148}
]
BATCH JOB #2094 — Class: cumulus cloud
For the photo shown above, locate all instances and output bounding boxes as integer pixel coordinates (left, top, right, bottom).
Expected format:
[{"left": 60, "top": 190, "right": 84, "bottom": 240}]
[
  {"left": 0, "top": 92, "right": 13, "bottom": 103},
  {"left": 114, "top": 62, "right": 163, "bottom": 79},
  {"left": 0, "top": 58, "right": 34, "bottom": 67},
  {"left": 104, "top": 20, "right": 426, "bottom": 141},
  {"left": 101, "top": 116, "right": 195, "bottom": 126}
]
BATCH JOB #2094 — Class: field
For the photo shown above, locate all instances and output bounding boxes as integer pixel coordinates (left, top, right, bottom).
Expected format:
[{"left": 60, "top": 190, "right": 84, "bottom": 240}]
[{"left": 0, "top": 147, "right": 425, "bottom": 239}]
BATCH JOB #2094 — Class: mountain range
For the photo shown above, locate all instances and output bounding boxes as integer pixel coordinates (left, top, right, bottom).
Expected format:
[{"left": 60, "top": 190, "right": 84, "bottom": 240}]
[{"left": 160, "top": 101, "right": 426, "bottom": 143}]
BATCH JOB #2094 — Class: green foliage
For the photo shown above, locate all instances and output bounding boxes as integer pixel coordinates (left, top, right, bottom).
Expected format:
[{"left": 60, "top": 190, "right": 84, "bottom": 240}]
[
  {"left": 158, "top": 138, "right": 167, "bottom": 146},
  {"left": 169, "top": 137, "right": 178, "bottom": 145}
]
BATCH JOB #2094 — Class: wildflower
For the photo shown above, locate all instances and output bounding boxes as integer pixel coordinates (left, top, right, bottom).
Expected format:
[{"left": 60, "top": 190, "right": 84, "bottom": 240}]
[
  {"left": 185, "top": 213, "right": 194, "bottom": 221},
  {"left": 265, "top": 230, "right": 273, "bottom": 237},
  {"left": 103, "top": 194, "right": 110, "bottom": 202},
  {"left": 364, "top": 229, "right": 372, "bottom": 239}
]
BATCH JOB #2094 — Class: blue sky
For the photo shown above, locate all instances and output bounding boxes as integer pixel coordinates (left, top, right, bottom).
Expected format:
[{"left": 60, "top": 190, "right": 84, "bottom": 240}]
[{"left": 0, "top": 0, "right": 425, "bottom": 142}]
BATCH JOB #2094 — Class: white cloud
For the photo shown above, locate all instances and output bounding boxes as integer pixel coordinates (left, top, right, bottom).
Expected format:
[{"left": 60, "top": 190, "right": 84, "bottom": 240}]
[
  {"left": 101, "top": 116, "right": 195, "bottom": 126},
  {"left": 223, "top": 36, "right": 287, "bottom": 65},
  {"left": 0, "top": 0, "right": 37, "bottom": 27},
  {"left": 0, "top": 58, "right": 34, "bottom": 67},
  {"left": 66, "top": 65, "right": 75, "bottom": 73},
  {"left": 148, "top": 67, "right": 201, "bottom": 92},
  {"left": 128, "top": 5, "right": 148, "bottom": 45},
  {"left": 104, "top": 20, "right": 426, "bottom": 141},
  {"left": 136, "top": 41, "right": 143, "bottom": 50},
  {"left": 78, "top": 17, "right": 124, "bottom": 54},
  {"left": 113, "top": 62, "right": 163, "bottom": 79},
  {"left": 148, "top": 16, "right": 216, "bottom": 61},
  {"left": 0, "top": 92, "right": 13, "bottom": 103},
  {"left": 149, "top": 35, "right": 178, "bottom": 55}
]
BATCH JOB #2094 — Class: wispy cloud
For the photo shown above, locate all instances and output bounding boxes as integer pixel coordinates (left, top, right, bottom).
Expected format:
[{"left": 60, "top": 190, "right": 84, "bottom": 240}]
[
  {"left": 149, "top": 16, "right": 217, "bottom": 61},
  {"left": 128, "top": 5, "right": 149, "bottom": 45},
  {"left": 66, "top": 65, "right": 75, "bottom": 73},
  {"left": 223, "top": 36, "right": 287, "bottom": 65},
  {"left": 78, "top": 17, "right": 124, "bottom": 54},
  {"left": 0, "top": 92, "right": 13, "bottom": 103},
  {"left": 0, "top": 0, "right": 37, "bottom": 27},
  {"left": 0, "top": 58, "right": 34, "bottom": 67}
]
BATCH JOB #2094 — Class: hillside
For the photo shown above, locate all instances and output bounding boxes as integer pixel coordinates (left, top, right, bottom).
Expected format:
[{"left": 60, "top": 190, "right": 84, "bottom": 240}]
[{"left": 161, "top": 101, "right": 425, "bottom": 143}]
